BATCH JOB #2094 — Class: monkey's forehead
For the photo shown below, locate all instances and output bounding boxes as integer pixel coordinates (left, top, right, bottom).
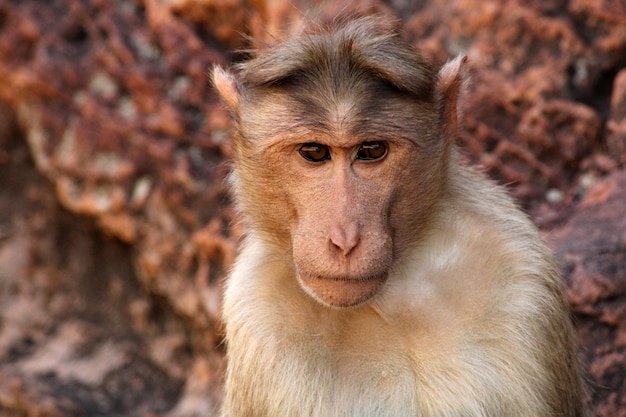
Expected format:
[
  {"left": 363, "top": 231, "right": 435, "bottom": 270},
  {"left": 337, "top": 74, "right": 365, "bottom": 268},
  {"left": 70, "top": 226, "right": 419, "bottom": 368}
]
[
  {"left": 237, "top": 16, "right": 437, "bottom": 100},
  {"left": 237, "top": 86, "right": 440, "bottom": 150}
]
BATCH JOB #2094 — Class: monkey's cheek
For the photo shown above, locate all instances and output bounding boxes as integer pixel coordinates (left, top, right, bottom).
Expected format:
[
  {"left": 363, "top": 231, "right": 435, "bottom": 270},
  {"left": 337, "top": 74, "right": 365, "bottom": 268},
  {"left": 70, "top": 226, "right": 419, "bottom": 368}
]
[{"left": 296, "top": 273, "right": 388, "bottom": 308}]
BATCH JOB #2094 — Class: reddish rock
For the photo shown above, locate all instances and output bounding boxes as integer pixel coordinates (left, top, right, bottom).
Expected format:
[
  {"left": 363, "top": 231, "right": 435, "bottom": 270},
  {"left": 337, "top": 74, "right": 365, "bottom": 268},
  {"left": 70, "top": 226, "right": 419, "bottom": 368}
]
[
  {"left": 547, "top": 170, "right": 626, "bottom": 416},
  {"left": 607, "top": 69, "right": 626, "bottom": 164}
]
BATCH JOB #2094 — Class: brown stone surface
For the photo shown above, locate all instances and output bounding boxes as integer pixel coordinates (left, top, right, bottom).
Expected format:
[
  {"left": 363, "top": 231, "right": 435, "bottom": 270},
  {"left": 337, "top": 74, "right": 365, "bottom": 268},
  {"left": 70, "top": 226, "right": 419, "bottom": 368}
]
[
  {"left": 547, "top": 170, "right": 626, "bottom": 417},
  {"left": 0, "top": 0, "right": 624, "bottom": 415}
]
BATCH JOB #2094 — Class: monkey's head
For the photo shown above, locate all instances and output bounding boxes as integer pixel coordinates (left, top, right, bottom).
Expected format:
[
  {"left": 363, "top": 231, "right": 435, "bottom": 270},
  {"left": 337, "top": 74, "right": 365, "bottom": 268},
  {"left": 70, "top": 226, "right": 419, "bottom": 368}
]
[{"left": 213, "top": 17, "right": 467, "bottom": 308}]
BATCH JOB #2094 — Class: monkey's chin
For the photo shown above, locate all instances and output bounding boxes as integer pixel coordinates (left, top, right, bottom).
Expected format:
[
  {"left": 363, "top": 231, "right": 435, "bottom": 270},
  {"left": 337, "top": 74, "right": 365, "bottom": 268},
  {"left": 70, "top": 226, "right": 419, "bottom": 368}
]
[{"left": 297, "top": 271, "right": 388, "bottom": 308}]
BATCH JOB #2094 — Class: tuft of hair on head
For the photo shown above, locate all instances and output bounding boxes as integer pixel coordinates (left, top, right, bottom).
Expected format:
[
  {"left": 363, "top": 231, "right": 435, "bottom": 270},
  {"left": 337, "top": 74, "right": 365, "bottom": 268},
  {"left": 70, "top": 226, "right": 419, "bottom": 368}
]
[{"left": 236, "top": 15, "right": 438, "bottom": 100}]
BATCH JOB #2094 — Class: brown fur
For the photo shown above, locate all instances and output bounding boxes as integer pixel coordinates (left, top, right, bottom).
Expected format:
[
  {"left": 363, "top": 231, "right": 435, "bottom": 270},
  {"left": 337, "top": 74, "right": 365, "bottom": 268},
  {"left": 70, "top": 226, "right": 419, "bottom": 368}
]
[{"left": 213, "top": 16, "right": 588, "bottom": 417}]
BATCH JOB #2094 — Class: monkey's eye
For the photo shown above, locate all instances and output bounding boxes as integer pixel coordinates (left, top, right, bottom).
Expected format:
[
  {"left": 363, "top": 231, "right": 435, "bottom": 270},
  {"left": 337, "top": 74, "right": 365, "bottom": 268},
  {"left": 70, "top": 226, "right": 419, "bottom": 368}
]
[
  {"left": 299, "top": 143, "right": 331, "bottom": 163},
  {"left": 356, "top": 141, "right": 387, "bottom": 161}
]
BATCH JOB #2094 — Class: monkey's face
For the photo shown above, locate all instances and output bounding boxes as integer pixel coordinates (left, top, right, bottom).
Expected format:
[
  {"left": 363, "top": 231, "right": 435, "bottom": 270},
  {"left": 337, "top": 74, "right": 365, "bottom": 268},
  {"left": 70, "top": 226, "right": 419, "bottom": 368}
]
[
  {"left": 289, "top": 139, "right": 395, "bottom": 308},
  {"left": 210, "top": 18, "right": 454, "bottom": 309},
  {"left": 235, "top": 89, "right": 444, "bottom": 308}
]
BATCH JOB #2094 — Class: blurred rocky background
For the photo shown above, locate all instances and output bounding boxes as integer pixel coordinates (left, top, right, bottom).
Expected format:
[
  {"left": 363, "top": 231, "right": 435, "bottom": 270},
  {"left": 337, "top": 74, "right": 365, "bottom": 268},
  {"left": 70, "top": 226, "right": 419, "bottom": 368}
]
[{"left": 0, "top": 0, "right": 624, "bottom": 416}]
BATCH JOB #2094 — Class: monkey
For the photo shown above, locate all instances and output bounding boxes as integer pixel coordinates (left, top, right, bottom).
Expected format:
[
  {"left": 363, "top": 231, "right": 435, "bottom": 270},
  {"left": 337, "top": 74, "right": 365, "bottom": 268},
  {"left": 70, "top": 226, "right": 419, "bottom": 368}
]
[{"left": 211, "top": 16, "right": 589, "bottom": 417}]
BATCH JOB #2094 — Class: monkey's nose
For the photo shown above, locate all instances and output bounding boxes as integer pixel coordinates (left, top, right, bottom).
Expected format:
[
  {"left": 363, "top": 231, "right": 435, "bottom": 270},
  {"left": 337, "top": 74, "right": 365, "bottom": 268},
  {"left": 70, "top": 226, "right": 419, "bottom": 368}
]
[{"left": 329, "top": 222, "right": 361, "bottom": 257}]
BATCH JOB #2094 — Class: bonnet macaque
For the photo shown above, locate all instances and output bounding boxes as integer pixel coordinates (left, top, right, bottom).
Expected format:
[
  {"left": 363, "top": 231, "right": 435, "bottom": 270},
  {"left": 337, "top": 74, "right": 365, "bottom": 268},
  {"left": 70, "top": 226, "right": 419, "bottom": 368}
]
[{"left": 212, "top": 16, "right": 588, "bottom": 417}]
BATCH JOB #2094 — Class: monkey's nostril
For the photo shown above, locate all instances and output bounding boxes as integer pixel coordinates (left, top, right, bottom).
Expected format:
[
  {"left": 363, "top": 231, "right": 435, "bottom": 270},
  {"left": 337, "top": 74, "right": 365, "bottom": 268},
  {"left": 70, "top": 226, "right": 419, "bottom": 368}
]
[{"left": 329, "top": 223, "right": 360, "bottom": 257}]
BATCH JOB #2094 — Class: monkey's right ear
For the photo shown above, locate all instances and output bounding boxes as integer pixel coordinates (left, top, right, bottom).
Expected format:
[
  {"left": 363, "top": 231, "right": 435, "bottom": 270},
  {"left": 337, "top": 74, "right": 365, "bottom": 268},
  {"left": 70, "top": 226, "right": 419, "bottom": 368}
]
[
  {"left": 436, "top": 55, "right": 469, "bottom": 138},
  {"left": 211, "top": 65, "right": 241, "bottom": 112}
]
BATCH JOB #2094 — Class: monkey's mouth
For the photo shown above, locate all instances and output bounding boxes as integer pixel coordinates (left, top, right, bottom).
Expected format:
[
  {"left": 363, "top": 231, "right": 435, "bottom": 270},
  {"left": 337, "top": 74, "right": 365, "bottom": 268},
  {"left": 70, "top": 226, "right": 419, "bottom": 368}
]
[{"left": 296, "top": 270, "right": 388, "bottom": 308}]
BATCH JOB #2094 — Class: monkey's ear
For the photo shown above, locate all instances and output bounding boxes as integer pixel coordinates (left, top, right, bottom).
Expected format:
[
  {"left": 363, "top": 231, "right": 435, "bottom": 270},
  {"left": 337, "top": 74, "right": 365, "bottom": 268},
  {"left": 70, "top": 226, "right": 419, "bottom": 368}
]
[
  {"left": 436, "top": 55, "right": 469, "bottom": 138},
  {"left": 212, "top": 65, "right": 241, "bottom": 113}
]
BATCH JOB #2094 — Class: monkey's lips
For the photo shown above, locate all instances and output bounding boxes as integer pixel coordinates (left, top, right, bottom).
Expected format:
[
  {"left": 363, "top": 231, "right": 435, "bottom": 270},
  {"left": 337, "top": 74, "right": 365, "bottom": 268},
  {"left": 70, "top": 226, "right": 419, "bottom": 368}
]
[{"left": 297, "top": 271, "right": 388, "bottom": 308}]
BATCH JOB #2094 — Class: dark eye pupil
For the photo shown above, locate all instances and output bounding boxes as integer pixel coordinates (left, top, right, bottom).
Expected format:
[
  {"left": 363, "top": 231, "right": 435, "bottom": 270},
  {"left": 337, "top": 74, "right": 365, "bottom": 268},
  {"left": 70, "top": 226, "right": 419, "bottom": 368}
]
[
  {"left": 299, "top": 143, "right": 330, "bottom": 163},
  {"left": 356, "top": 141, "right": 387, "bottom": 160}
]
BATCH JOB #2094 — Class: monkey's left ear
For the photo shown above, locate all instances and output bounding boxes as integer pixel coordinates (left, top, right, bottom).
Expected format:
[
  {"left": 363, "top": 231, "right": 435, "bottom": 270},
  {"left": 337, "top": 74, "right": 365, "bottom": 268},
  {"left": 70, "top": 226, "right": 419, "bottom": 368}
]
[
  {"left": 212, "top": 65, "right": 241, "bottom": 113},
  {"left": 436, "top": 55, "right": 469, "bottom": 138}
]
